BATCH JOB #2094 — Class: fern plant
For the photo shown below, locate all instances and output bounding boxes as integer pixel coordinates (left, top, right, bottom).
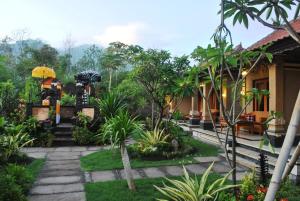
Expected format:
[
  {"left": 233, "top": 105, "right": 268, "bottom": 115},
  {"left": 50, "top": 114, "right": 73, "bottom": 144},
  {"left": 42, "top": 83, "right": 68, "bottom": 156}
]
[{"left": 155, "top": 162, "right": 238, "bottom": 201}]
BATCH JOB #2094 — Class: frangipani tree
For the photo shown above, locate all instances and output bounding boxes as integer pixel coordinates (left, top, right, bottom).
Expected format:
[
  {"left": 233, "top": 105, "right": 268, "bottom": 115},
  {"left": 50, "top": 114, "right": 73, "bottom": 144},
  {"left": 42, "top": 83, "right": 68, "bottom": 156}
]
[
  {"left": 186, "top": 40, "right": 273, "bottom": 196},
  {"left": 223, "top": 0, "right": 300, "bottom": 44}
]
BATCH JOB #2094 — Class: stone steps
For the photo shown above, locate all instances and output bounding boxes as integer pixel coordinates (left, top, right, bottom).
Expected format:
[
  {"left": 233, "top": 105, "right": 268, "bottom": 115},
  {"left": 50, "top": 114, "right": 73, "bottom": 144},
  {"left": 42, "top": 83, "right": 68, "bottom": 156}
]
[
  {"left": 220, "top": 146, "right": 277, "bottom": 174},
  {"left": 52, "top": 123, "right": 75, "bottom": 146}
]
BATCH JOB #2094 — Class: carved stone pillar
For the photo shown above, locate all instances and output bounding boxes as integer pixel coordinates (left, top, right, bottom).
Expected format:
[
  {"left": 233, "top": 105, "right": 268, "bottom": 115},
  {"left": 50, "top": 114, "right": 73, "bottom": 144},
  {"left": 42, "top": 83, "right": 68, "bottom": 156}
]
[
  {"left": 268, "top": 63, "right": 286, "bottom": 147},
  {"left": 200, "top": 83, "right": 213, "bottom": 130},
  {"left": 189, "top": 91, "right": 200, "bottom": 125}
]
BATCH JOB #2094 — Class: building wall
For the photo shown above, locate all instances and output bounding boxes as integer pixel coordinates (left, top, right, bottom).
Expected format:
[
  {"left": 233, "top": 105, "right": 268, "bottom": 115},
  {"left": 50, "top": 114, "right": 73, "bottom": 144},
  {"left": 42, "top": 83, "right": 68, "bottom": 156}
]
[
  {"left": 245, "top": 65, "right": 269, "bottom": 122},
  {"left": 283, "top": 67, "right": 300, "bottom": 131},
  {"left": 175, "top": 96, "right": 191, "bottom": 116}
]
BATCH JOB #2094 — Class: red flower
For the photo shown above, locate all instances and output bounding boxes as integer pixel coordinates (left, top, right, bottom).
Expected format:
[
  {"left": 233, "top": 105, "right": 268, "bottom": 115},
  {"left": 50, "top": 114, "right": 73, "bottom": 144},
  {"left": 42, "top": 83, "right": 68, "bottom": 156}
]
[
  {"left": 247, "top": 194, "right": 255, "bottom": 201},
  {"left": 280, "top": 199, "right": 288, "bottom": 201}
]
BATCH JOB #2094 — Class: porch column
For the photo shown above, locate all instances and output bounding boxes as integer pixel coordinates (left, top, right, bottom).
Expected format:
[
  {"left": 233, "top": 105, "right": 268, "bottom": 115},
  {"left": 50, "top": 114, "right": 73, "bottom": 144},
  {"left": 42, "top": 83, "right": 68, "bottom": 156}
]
[
  {"left": 200, "top": 83, "right": 213, "bottom": 130},
  {"left": 189, "top": 91, "right": 200, "bottom": 125},
  {"left": 268, "top": 63, "right": 286, "bottom": 147}
]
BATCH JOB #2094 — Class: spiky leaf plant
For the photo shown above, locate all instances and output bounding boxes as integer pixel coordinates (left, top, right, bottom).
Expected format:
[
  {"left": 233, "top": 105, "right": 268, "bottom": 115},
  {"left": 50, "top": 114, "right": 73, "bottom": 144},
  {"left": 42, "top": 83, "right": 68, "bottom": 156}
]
[
  {"left": 154, "top": 162, "right": 238, "bottom": 201},
  {"left": 137, "top": 127, "right": 169, "bottom": 153},
  {"left": 98, "top": 92, "right": 126, "bottom": 120},
  {"left": 101, "top": 110, "right": 142, "bottom": 191}
]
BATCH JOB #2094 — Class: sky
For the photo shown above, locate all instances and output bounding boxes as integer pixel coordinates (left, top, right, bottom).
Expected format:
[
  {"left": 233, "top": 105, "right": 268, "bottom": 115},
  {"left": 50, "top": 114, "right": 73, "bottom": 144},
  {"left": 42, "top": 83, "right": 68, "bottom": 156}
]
[{"left": 0, "top": 0, "right": 275, "bottom": 55}]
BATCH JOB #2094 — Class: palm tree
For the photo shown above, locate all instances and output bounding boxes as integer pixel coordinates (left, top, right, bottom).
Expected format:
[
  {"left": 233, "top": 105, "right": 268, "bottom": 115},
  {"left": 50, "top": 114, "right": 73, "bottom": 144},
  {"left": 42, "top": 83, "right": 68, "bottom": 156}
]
[{"left": 101, "top": 111, "right": 142, "bottom": 191}]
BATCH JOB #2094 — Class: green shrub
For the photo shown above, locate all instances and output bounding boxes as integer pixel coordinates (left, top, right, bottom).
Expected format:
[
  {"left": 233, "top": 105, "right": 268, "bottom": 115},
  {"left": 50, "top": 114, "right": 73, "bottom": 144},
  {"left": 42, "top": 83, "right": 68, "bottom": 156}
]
[
  {"left": 0, "top": 80, "right": 18, "bottom": 118},
  {"left": 61, "top": 93, "right": 76, "bottom": 106},
  {"left": 98, "top": 92, "right": 126, "bottom": 120},
  {"left": 137, "top": 128, "right": 170, "bottom": 155},
  {"left": 165, "top": 121, "right": 186, "bottom": 146},
  {"left": 240, "top": 172, "right": 261, "bottom": 201},
  {"left": 77, "top": 112, "right": 92, "bottom": 128},
  {"left": 0, "top": 131, "right": 34, "bottom": 162},
  {"left": 155, "top": 163, "right": 238, "bottom": 201},
  {"left": 4, "top": 164, "right": 33, "bottom": 193},
  {"left": 0, "top": 116, "right": 6, "bottom": 133},
  {"left": 0, "top": 174, "right": 27, "bottom": 201},
  {"left": 101, "top": 111, "right": 142, "bottom": 147},
  {"left": 73, "top": 126, "right": 95, "bottom": 145},
  {"left": 172, "top": 110, "right": 183, "bottom": 120}
]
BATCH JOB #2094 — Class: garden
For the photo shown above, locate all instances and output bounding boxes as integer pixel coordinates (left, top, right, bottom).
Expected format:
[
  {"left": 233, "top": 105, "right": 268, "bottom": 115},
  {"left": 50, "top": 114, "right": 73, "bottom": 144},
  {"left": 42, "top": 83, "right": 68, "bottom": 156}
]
[{"left": 1, "top": 0, "right": 300, "bottom": 201}]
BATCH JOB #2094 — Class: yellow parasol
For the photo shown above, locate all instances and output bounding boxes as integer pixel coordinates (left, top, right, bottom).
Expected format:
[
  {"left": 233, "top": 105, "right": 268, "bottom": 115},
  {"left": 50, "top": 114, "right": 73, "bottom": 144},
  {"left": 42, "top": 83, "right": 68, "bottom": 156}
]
[{"left": 32, "top": 66, "right": 56, "bottom": 79}]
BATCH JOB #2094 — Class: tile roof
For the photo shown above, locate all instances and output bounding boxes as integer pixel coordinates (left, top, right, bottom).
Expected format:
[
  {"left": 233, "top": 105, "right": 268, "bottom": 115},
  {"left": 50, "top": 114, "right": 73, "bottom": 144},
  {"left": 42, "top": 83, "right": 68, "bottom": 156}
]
[{"left": 248, "top": 18, "right": 300, "bottom": 50}]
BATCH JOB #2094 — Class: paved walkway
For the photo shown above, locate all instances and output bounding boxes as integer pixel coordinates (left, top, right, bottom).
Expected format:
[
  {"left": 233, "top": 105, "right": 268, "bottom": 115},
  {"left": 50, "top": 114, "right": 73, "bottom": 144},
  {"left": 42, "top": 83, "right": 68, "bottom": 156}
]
[
  {"left": 22, "top": 146, "right": 249, "bottom": 201},
  {"left": 22, "top": 146, "right": 107, "bottom": 201},
  {"left": 85, "top": 156, "right": 248, "bottom": 183}
]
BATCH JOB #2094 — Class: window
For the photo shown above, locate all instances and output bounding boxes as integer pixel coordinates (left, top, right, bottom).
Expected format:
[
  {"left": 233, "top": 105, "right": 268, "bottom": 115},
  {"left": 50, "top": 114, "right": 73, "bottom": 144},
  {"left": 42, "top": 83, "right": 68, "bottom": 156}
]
[{"left": 253, "top": 78, "right": 269, "bottom": 112}]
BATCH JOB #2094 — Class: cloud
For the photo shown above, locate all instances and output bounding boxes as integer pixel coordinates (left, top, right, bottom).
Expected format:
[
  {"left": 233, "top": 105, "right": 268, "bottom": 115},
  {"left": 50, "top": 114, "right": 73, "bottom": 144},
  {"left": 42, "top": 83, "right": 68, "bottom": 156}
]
[{"left": 94, "top": 22, "right": 146, "bottom": 46}]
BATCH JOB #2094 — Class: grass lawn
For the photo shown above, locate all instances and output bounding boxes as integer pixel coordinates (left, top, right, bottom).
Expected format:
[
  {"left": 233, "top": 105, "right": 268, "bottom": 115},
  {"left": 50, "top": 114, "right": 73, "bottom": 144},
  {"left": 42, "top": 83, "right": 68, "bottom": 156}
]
[
  {"left": 85, "top": 174, "right": 222, "bottom": 201},
  {"left": 81, "top": 136, "right": 221, "bottom": 171},
  {"left": 26, "top": 159, "right": 45, "bottom": 181}
]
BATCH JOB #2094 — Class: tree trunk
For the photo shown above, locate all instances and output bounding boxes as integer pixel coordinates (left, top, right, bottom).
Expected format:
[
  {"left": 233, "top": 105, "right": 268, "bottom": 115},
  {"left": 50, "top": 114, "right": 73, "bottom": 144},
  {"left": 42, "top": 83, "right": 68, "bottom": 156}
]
[
  {"left": 264, "top": 90, "right": 300, "bottom": 201},
  {"left": 151, "top": 100, "right": 155, "bottom": 130},
  {"left": 108, "top": 69, "right": 113, "bottom": 92},
  {"left": 282, "top": 141, "right": 300, "bottom": 180},
  {"left": 155, "top": 107, "right": 164, "bottom": 129},
  {"left": 231, "top": 126, "right": 238, "bottom": 195},
  {"left": 120, "top": 143, "right": 136, "bottom": 191}
]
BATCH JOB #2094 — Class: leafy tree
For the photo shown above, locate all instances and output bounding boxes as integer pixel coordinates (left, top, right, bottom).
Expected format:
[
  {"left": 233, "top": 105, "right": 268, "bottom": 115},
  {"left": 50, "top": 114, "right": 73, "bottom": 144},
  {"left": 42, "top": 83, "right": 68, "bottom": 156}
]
[
  {"left": 76, "top": 45, "right": 102, "bottom": 72},
  {"left": 187, "top": 2, "right": 277, "bottom": 197},
  {"left": 57, "top": 53, "right": 74, "bottom": 82},
  {"left": 223, "top": 0, "right": 300, "bottom": 44},
  {"left": 0, "top": 56, "right": 12, "bottom": 82},
  {"left": 30, "top": 44, "right": 58, "bottom": 67},
  {"left": 190, "top": 40, "right": 273, "bottom": 196},
  {"left": 115, "top": 76, "right": 149, "bottom": 116},
  {"left": 101, "top": 42, "right": 127, "bottom": 92},
  {"left": 129, "top": 48, "right": 191, "bottom": 127},
  {"left": 0, "top": 80, "right": 18, "bottom": 117}
]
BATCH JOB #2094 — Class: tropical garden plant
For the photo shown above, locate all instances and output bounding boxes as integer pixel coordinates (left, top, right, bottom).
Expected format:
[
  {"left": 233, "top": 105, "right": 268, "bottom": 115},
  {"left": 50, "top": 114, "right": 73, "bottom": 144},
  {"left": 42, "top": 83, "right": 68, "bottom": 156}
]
[
  {"left": 154, "top": 162, "right": 238, "bottom": 201},
  {"left": 98, "top": 92, "right": 126, "bottom": 120},
  {"left": 73, "top": 112, "right": 96, "bottom": 145},
  {"left": 101, "top": 110, "right": 142, "bottom": 191},
  {"left": 100, "top": 42, "right": 127, "bottom": 92},
  {"left": 61, "top": 93, "right": 76, "bottom": 106},
  {"left": 0, "top": 80, "right": 18, "bottom": 118},
  {"left": 222, "top": 1, "right": 300, "bottom": 199},
  {"left": 223, "top": 0, "right": 300, "bottom": 44},
  {"left": 0, "top": 130, "right": 34, "bottom": 162},
  {"left": 137, "top": 127, "right": 169, "bottom": 155}
]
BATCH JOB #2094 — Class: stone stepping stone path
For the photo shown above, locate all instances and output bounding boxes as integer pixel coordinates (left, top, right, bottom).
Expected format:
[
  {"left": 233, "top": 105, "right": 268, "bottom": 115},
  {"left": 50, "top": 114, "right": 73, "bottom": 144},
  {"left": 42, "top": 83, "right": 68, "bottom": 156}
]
[
  {"left": 85, "top": 156, "right": 249, "bottom": 183},
  {"left": 22, "top": 147, "right": 249, "bottom": 201},
  {"left": 22, "top": 146, "right": 105, "bottom": 201}
]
